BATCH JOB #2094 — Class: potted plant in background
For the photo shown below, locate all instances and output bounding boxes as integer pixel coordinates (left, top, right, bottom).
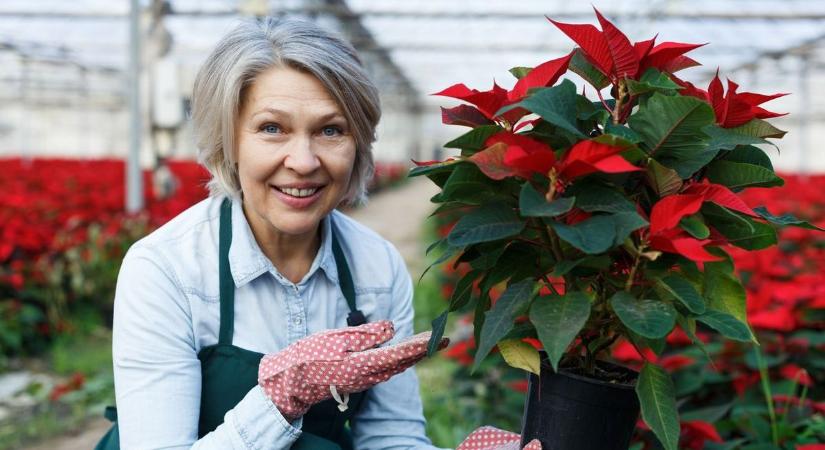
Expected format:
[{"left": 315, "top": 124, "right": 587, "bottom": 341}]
[{"left": 412, "top": 8, "right": 823, "bottom": 450}]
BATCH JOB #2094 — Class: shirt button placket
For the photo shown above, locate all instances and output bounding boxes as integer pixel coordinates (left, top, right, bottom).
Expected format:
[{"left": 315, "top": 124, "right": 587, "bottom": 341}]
[{"left": 291, "top": 285, "right": 306, "bottom": 339}]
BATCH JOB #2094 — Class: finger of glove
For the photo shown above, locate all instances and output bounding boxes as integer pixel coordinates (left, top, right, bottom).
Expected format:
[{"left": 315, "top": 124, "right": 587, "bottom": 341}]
[
  {"left": 456, "top": 426, "right": 520, "bottom": 450},
  {"left": 328, "top": 350, "right": 430, "bottom": 394},
  {"left": 523, "top": 439, "right": 542, "bottom": 450},
  {"left": 305, "top": 320, "right": 395, "bottom": 354}
]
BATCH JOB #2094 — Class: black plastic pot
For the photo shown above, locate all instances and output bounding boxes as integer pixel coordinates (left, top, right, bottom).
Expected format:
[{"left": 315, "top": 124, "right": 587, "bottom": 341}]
[{"left": 520, "top": 356, "right": 640, "bottom": 450}]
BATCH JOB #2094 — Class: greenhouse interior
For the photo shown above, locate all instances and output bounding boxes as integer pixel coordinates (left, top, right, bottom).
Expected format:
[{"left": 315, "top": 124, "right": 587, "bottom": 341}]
[{"left": 0, "top": 1, "right": 823, "bottom": 449}]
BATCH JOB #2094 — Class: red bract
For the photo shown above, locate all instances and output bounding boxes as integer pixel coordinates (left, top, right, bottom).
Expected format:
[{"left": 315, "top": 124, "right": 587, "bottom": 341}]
[
  {"left": 474, "top": 132, "right": 641, "bottom": 185},
  {"left": 673, "top": 72, "right": 787, "bottom": 128},
  {"left": 548, "top": 7, "right": 702, "bottom": 84},
  {"left": 679, "top": 420, "right": 723, "bottom": 450},
  {"left": 433, "top": 52, "right": 573, "bottom": 126},
  {"left": 647, "top": 183, "right": 760, "bottom": 261}
]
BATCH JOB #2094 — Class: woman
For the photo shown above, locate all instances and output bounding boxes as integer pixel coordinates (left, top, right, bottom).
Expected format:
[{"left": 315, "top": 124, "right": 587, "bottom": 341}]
[{"left": 97, "top": 17, "right": 539, "bottom": 450}]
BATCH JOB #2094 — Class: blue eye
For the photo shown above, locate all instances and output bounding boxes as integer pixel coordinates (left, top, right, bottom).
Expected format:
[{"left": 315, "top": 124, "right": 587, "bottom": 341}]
[
  {"left": 322, "top": 126, "right": 343, "bottom": 137},
  {"left": 261, "top": 123, "right": 281, "bottom": 134}
]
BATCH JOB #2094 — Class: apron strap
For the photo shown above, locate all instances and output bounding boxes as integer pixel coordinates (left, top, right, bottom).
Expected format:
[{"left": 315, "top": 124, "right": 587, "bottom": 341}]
[
  {"left": 218, "top": 197, "right": 235, "bottom": 345},
  {"left": 330, "top": 222, "right": 366, "bottom": 327}
]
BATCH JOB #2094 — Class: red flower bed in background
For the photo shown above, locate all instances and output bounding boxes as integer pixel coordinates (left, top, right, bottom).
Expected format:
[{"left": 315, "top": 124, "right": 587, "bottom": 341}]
[{"left": 0, "top": 157, "right": 408, "bottom": 358}]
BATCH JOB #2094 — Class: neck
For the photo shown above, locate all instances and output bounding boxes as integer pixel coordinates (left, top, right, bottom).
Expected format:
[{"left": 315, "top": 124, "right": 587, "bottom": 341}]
[{"left": 241, "top": 201, "right": 322, "bottom": 284}]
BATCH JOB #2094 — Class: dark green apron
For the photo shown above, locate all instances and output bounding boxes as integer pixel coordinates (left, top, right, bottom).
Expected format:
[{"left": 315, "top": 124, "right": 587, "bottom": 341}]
[{"left": 95, "top": 198, "right": 368, "bottom": 450}]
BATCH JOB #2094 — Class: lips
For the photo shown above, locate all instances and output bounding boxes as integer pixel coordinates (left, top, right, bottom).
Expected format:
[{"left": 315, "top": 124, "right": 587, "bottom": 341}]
[
  {"left": 270, "top": 183, "right": 325, "bottom": 209},
  {"left": 277, "top": 186, "right": 319, "bottom": 198}
]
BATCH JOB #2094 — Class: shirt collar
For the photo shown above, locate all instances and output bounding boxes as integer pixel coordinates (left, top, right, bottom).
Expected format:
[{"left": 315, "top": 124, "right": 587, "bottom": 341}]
[{"left": 227, "top": 197, "right": 339, "bottom": 287}]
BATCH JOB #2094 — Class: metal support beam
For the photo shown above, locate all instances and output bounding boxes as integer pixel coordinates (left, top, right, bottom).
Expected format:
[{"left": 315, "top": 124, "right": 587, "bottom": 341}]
[{"left": 126, "top": 0, "right": 143, "bottom": 213}]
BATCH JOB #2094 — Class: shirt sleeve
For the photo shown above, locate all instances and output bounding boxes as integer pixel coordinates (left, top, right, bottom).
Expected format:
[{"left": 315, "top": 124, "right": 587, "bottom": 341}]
[
  {"left": 112, "top": 244, "right": 304, "bottom": 450},
  {"left": 349, "top": 242, "right": 452, "bottom": 450}
]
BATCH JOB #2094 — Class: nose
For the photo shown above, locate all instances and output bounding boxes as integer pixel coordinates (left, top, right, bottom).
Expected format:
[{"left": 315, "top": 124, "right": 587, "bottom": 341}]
[{"left": 283, "top": 135, "right": 321, "bottom": 174}]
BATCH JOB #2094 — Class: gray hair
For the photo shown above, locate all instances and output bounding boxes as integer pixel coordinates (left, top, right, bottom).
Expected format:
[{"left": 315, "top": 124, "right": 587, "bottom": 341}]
[{"left": 191, "top": 17, "right": 380, "bottom": 205}]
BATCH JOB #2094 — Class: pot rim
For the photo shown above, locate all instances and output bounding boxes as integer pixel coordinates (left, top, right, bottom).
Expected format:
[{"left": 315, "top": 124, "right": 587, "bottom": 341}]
[{"left": 547, "top": 359, "right": 639, "bottom": 390}]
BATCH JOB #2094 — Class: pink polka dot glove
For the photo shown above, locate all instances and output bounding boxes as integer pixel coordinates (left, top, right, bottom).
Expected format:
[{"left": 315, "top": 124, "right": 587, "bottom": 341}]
[
  {"left": 457, "top": 426, "right": 542, "bottom": 450},
  {"left": 258, "top": 320, "right": 448, "bottom": 422}
]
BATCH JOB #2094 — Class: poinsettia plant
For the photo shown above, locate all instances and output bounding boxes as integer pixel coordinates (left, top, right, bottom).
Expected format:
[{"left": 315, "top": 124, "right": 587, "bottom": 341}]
[{"left": 413, "top": 8, "right": 823, "bottom": 450}]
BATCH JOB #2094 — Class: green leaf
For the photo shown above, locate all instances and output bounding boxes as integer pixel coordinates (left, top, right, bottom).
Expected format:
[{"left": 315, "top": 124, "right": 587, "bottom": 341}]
[
  {"left": 498, "top": 338, "right": 541, "bottom": 375},
  {"left": 427, "top": 311, "right": 450, "bottom": 358},
  {"left": 679, "top": 214, "right": 710, "bottom": 239},
  {"left": 568, "top": 183, "right": 636, "bottom": 213},
  {"left": 721, "top": 145, "right": 774, "bottom": 170},
  {"left": 473, "top": 293, "right": 491, "bottom": 350},
  {"left": 753, "top": 206, "right": 825, "bottom": 231},
  {"left": 645, "top": 159, "right": 683, "bottom": 196},
  {"left": 478, "top": 243, "right": 538, "bottom": 294},
  {"left": 501, "top": 79, "right": 586, "bottom": 138},
  {"left": 509, "top": 66, "right": 531, "bottom": 80},
  {"left": 473, "top": 279, "right": 536, "bottom": 371},
  {"left": 703, "top": 124, "right": 774, "bottom": 153},
  {"left": 448, "top": 203, "right": 525, "bottom": 247},
  {"left": 409, "top": 159, "right": 461, "bottom": 178},
  {"left": 549, "top": 215, "right": 616, "bottom": 254},
  {"left": 705, "top": 161, "right": 784, "bottom": 190},
  {"left": 549, "top": 212, "right": 646, "bottom": 254},
  {"left": 702, "top": 203, "right": 754, "bottom": 234},
  {"left": 697, "top": 309, "right": 753, "bottom": 342},
  {"left": 610, "top": 212, "right": 649, "bottom": 247},
  {"left": 729, "top": 118, "right": 787, "bottom": 139},
  {"left": 629, "top": 93, "right": 714, "bottom": 158},
  {"left": 602, "top": 124, "right": 643, "bottom": 144},
  {"left": 441, "top": 163, "right": 500, "bottom": 204},
  {"left": 625, "top": 68, "right": 681, "bottom": 96},
  {"left": 447, "top": 203, "right": 525, "bottom": 247},
  {"left": 448, "top": 270, "right": 480, "bottom": 312},
  {"left": 704, "top": 204, "right": 777, "bottom": 250},
  {"left": 519, "top": 183, "right": 575, "bottom": 217},
  {"left": 468, "top": 242, "right": 508, "bottom": 270},
  {"left": 610, "top": 292, "right": 676, "bottom": 339},
  {"left": 444, "top": 125, "right": 504, "bottom": 152},
  {"left": 636, "top": 363, "right": 680, "bottom": 450},
  {"left": 703, "top": 262, "right": 755, "bottom": 341},
  {"left": 656, "top": 274, "right": 705, "bottom": 314},
  {"left": 569, "top": 48, "right": 610, "bottom": 90},
  {"left": 530, "top": 292, "right": 591, "bottom": 372},
  {"left": 629, "top": 94, "right": 716, "bottom": 177}
]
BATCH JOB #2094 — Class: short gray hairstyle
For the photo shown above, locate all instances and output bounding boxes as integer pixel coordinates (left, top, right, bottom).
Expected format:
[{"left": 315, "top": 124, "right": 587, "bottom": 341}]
[{"left": 191, "top": 17, "right": 380, "bottom": 205}]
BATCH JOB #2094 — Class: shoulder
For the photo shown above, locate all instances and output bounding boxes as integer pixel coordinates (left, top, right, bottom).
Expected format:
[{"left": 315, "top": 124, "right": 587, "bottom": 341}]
[
  {"left": 329, "top": 210, "right": 407, "bottom": 291},
  {"left": 123, "top": 195, "right": 223, "bottom": 300}
]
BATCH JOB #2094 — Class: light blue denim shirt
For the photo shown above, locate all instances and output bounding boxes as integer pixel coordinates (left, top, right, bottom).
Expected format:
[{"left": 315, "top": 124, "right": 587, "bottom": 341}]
[{"left": 112, "top": 195, "right": 448, "bottom": 450}]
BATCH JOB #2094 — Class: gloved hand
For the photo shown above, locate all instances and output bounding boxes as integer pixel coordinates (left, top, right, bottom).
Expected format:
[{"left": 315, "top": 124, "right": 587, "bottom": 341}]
[
  {"left": 457, "top": 426, "right": 542, "bottom": 450},
  {"left": 258, "top": 320, "right": 448, "bottom": 421}
]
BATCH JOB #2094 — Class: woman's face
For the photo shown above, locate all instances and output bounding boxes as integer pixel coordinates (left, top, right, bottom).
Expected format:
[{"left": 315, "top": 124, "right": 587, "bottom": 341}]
[{"left": 235, "top": 65, "right": 356, "bottom": 242}]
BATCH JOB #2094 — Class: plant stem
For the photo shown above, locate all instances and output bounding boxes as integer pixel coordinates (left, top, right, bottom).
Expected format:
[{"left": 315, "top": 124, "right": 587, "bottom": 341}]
[
  {"left": 753, "top": 346, "right": 779, "bottom": 445},
  {"left": 612, "top": 80, "right": 628, "bottom": 125},
  {"left": 595, "top": 88, "right": 613, "bottom": 116},
  {"left": 625, "top": 241, "right": 646, "bottom": 292},
  {"left": 539, "top": 221, "right": 564, "bottom": 263},
  {"left": 590, "top": 332, "right": 620, "bottom": 360}
]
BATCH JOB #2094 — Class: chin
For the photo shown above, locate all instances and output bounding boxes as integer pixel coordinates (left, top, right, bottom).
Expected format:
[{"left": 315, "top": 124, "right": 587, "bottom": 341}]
[{"left": 265, "top": 211, "right": 324, "bottom": 237}]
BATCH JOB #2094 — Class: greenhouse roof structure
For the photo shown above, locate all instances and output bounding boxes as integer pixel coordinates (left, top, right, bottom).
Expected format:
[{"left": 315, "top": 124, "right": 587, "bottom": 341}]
[{"left": 1, "top": 0, "right": 824, "bottom": 172}]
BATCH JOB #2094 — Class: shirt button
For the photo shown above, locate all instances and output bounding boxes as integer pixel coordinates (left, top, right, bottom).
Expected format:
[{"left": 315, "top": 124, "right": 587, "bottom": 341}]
[{"left": 293, "top": 316, "right": 303, "bottom": 325}]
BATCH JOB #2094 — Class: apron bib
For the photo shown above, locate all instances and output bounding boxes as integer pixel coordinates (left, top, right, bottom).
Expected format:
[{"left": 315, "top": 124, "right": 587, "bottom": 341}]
[{"left": 96, "top": 198, "right": 368, "bottom": 450}]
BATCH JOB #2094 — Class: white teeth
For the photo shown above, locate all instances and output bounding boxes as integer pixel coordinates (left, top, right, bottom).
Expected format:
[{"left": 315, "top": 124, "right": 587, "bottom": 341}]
[{"left": 278, "top": 187, "right": 318, "bottom": 198}]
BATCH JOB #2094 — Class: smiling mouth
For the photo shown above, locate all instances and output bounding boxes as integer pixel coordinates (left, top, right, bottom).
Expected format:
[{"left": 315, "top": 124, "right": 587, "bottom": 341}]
[{"left": 274, "top": 186, "right": 322, "bottom": 198}]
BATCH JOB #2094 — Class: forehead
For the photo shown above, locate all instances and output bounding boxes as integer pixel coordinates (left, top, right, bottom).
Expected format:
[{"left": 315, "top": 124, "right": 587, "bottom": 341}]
[{"left": 242, "top": 66, "right": 342, "bottom": 117}]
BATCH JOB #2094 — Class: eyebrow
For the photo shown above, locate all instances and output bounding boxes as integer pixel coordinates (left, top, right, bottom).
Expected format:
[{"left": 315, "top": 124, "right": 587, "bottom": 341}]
[{"left": 250, "top": 107, "right": 345, "bottom": 123}]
